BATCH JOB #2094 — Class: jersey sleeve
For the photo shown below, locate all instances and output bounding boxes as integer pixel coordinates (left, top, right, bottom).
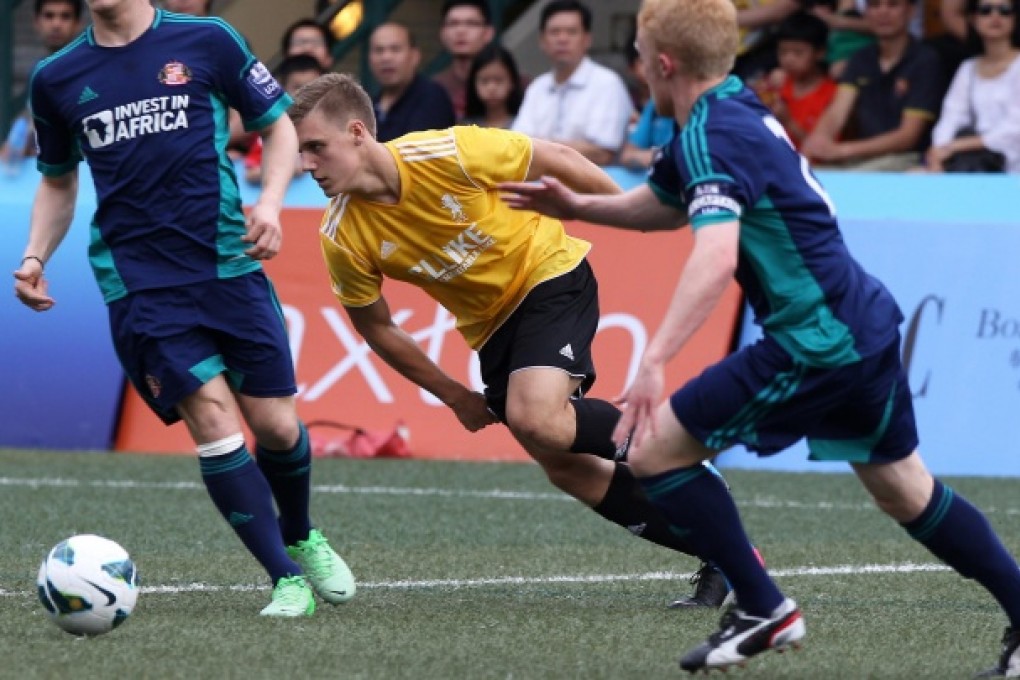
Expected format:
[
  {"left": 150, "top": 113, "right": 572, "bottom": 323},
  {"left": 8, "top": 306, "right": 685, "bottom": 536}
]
[
  {"left": 647, "top": 141, "right": 687, "bottom": 210},
  {"left": 901, "top": 47, "right": 944, "bottom": 119},
  {"left": 456, "top": 126, "right": 533, "bottom": 187},
  {"left": 319, "top": 217, "right": 382, "bottom": 308},
  {"left": 205, "top": 19, "right": 291, "bottom": 131},
  {"left": 651, "top": 123, "right": 761, "bottom": 230},
  {"left": 28, "top": 66, "right": 81, "bottom": 176}
]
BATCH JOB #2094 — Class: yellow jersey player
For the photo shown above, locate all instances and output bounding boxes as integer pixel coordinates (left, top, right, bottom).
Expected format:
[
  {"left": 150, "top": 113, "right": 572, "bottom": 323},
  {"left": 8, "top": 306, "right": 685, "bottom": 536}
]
[{"left": 290, "top": 72, "right": 742, "bottom": 608}]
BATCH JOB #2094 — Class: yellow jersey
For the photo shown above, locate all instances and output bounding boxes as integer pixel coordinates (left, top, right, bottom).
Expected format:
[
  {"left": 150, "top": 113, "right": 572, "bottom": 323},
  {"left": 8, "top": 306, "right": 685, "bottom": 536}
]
[{"left": 319, "top": 126, "right": 591, "bottom": 349}]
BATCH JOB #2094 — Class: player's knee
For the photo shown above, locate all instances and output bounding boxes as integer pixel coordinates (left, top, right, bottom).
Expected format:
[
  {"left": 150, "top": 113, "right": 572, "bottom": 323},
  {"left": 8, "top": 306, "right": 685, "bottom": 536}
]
[{"left": 504, "top": 402, "right": 561, "bottom": 450}]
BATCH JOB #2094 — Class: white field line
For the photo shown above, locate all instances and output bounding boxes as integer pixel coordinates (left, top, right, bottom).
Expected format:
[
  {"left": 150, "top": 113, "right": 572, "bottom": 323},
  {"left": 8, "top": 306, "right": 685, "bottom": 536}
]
[
  {"left": 2, "top": 475, "right": 1020, "bottom": 516},
  {"left": 0, "top": 562, "right": 952, "bottom": 597}
]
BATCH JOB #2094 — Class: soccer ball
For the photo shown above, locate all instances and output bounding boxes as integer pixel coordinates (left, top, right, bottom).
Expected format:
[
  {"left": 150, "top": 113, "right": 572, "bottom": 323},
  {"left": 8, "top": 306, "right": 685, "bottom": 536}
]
[{"left": 36, "top": 534, "right": 139, "bottom": 636}]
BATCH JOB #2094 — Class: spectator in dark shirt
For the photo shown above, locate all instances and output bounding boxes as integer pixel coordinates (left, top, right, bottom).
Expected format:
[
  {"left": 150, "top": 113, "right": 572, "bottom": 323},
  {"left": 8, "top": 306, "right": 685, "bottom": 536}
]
[
  {"left": 433, "top": 0, "right": 496, "bottom": 120},
  {"left": 1, "top": 0, "right": 83, "bottom": 165},
  {"left": 369, "top": 23, "right": 456, "bottom": 142},
  {"left": 802, "top": 0, "right": 945, "bottom": 170}
]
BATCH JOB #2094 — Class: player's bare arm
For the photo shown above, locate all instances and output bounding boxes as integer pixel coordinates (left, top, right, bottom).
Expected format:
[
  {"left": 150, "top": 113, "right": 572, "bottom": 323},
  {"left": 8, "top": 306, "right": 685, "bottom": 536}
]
[
  {"left": 614, "top": 220, "right": 739, "bottom": 449},
  {"left": 501, "top": 179, "right": 686, "bottom": 232},
  {"left": 14, "top": 171, "right": 79, "bottom": 311},
  {"left": 345, "top": 298, "right": 496, "bottom": 432},
  {"left": 801, "top": 85, "right": 856, "bottom": 161},
  {"left": 526, "top": 138, "right": 621, "bottom": 195},
  {"left": 243, "top": 114, "right": 299, "bottom": 260}
]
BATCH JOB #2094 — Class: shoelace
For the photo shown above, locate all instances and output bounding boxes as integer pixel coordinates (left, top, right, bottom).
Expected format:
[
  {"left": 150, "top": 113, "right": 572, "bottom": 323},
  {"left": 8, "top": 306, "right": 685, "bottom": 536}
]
[
  {"left": 298, "top": 537, "right": 334, "bottom": 576},
  {"left": 274, "top": 578, "right": 308, "bottom": 605},
  {"left": 688, "top": 563, "right": 710, "bottom": 586}
]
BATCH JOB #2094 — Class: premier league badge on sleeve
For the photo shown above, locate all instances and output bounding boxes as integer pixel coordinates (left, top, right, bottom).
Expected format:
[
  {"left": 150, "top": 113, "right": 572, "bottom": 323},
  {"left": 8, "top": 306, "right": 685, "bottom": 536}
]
[
  {"left": 158, "top": 61, "right": 192, "bottom": 86},
  {"left": 247, "top": 61, "right": 280, "bottom": 99}
]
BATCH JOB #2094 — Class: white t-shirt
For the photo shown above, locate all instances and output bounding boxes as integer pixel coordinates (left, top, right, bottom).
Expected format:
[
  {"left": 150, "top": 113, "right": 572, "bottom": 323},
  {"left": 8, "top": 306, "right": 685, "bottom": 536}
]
[
  {"left": 932, "top": 55, "right": 1020, "bottom": 173},
  {"left": 512, "top": 56, "right": 634, "bottom": 152}
]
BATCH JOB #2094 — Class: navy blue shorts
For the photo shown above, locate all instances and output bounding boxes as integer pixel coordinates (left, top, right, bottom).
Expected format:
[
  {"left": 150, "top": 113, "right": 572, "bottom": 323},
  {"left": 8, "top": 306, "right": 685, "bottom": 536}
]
[
  {"left": 108, "top": 271, "right": 297, "bottom": 425},
  {"left": 478, "top": 260, "right": 599, "bottom": 423},
  {"left": 670, "top": 334, "right": 919, "bottom": 464}
]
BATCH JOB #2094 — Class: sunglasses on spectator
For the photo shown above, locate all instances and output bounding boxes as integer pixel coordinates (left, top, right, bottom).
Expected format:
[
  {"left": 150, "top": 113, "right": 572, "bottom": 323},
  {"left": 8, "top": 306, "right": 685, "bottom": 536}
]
[{"left": 976, "top": 3, "right": 1014, "bottom": 15}]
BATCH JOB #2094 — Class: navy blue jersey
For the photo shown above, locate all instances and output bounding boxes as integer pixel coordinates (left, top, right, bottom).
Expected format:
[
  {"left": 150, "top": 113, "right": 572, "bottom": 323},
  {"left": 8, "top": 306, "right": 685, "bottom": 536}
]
[
  {"left": 29, "top": 10, "right": 291, "bottom": 303},
  {"left": 648, "top": 76, "right": 902, "bottom": 367}
]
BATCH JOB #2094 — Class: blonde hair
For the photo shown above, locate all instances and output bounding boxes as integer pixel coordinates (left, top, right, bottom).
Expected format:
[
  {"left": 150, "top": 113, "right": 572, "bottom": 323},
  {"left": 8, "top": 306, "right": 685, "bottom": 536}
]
[
  {"left": 288, "top": 72, "right": 377, "bottom": 137},
  {"left": 638, "top": 0, "right": 738, "bottom": 79}
]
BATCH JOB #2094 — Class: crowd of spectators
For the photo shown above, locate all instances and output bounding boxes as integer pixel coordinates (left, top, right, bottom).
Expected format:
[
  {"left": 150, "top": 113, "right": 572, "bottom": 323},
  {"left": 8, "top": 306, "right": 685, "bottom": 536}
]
[{"left": 4, "top": 0, "right": 1019, "bottom": 176}]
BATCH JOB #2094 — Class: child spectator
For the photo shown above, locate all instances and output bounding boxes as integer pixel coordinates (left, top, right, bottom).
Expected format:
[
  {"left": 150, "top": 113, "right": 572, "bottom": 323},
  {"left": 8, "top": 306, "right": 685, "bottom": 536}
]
[
  {"left": 462, "top": 44, "right": 524, "bottom": 129},
  {"left": 927, "top": 0, "right": 1020, "bottom": 172},
  {"left": 763, "top": 12, "right": 838, "bottom": 149},
  {"left": 244, "top": 55, "right": 326, "bottom": 184}
]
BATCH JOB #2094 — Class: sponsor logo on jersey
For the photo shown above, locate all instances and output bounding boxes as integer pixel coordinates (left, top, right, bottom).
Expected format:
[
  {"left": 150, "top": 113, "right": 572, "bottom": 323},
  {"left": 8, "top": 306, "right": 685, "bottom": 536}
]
[
  {"left": 77, "top": 86, "right": 99, "bottom": 105},
  {"left": 247, "top": 61, "right": 280, "bottom": 99},
  {"left": 81, "top": 95, "right": 190, "bottom": 149},
  {"left": 158, "top": 61, "right": 192, "bottom": 86},
  {"left": 440, "top": 194, "right": 468, "bottom": 223},
  {"left": 380, "top": 240, "right": 398, "bottom": 259},
  {"left": 408, "top": 224, "right": 495, "bottom": 282}
]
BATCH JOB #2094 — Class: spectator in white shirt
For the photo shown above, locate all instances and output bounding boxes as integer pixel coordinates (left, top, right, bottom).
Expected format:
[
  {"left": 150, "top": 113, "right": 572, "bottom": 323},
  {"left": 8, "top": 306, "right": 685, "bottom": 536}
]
[
  {"left": 927, "top": 0, "right": 1020, "bottom": 172},
  {"left": 512, "top": 0, "right": 634, "bottom": 165}
]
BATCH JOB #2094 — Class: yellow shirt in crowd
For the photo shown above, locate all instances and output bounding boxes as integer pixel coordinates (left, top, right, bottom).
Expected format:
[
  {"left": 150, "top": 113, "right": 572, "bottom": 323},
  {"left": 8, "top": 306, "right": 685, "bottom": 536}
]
[{"left": 318, "top": 125, "right": 591, "bottom": 349}]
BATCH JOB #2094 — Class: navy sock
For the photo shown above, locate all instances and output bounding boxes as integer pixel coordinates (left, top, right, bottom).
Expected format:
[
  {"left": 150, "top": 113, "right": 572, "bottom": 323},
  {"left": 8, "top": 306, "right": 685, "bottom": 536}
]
[
  {"left": 570, "top": 398, "right": 623, "bottom": 459},
  {"left": 256, "top": 423, "right": 313, "bottom": 546},
  {"left": 199, "top": 445, "right": 301, "bottom": 584},
  {"left": 639, "top": 463, "right": 783, "bottom": 617},
  {"left": 902, "top": 479, "right": 1020, "bottom": 628},
  {"left": 593, "top": 463, "right": 698, "bottom": 556}
]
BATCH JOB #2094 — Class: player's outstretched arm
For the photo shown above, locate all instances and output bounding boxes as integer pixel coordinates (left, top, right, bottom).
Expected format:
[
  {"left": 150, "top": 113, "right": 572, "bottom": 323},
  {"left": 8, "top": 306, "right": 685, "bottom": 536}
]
[
  {"left": 501, "top": 176, "right": 686, "bottom": 232},
  {"left": 243, "top": 115, "right": 299, "bottom": 260},
  {"left": 346, "top": 299, "right": 497, "bottom": 433},
  {"left": 14, "top": 171, "right": 79, "bottom": 311}
]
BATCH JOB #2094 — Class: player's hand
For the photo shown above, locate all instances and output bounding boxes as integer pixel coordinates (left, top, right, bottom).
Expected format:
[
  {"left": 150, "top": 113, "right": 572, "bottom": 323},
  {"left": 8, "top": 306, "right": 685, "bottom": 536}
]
[
  {"left": 498, "top": 176, "right": 579, "bottom": 219},
  {"left": 449, "top": 390, "right": 498, "bottom": 432},
  {"left": 242, "top": 202, "right": 283, "bottom": 260},
  {"left": 13, "top": 259, "right": 54, "bottom": 311},
  {"left": 613, "top": 357, "right": 666, "bottom": 451}
]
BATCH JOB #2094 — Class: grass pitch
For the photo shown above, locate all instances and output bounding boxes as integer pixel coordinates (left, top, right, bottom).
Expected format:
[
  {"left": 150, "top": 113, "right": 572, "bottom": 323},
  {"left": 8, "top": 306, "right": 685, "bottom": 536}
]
[{"left": 1, "top": 448, "right": 1018, "bottom": 679}]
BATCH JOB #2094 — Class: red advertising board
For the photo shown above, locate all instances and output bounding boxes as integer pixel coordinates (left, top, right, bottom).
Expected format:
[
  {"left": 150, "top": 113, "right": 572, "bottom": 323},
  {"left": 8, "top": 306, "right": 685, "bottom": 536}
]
[{"left": 114, "top": 208, "right": 742, "bottom": 459}]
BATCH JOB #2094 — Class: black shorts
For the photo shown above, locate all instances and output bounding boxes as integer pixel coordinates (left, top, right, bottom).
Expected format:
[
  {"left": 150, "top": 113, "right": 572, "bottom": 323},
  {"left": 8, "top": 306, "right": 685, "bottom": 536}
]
[{"left": 478, "top": 260, "right": 599, "bottom": 423}]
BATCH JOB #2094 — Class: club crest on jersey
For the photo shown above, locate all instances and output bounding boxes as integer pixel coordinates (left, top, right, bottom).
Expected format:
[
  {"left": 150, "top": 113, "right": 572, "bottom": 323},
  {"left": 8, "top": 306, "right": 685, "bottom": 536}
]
[
  {"left": 441, "top": 194, "right": 468, "bottom": 223},
  {"left": 158, "top": 61, "right": 192, "bottom": 86},
  {"left": 247, "top": 61, "right": 280, "bottom": 99}
]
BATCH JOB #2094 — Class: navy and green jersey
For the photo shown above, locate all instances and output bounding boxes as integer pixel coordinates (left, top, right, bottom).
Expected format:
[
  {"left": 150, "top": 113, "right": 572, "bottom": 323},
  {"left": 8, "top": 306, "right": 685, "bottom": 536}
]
[
  {"left": 29, "top": 9, "right": 291, "bottom": 303},
  {"left": 648, "top": 76, "right": 902, "bottom": 367}
]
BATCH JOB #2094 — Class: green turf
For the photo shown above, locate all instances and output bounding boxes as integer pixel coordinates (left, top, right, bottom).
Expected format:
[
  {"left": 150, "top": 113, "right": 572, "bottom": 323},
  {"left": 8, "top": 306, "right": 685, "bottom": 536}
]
[{"left": 2, "top": 449, "right": 1018, "bottom": 679}]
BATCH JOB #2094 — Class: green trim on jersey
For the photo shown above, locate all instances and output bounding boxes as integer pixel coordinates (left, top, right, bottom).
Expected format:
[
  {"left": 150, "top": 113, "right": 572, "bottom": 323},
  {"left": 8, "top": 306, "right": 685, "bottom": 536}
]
[
  {"left": 808, "top": 382, "right": 898, "bottom": 463},
  {"left": 741, "top": 195, "right": 859, "bottom": 367},
  {"left": 38, "top": 157, "right": 80, "bottom": 177},
  {"left": 246, "top": 95, "right": 291, "bottom": 133},
  {"left": 161, "top": 14, "right": 252, "bottom": 80},
  {"left": 89, "top": 218, "right": 128, "bottom": 302},
  {"left": 210, "top": 93, "right": 261, "bottom": 280},
  {"left": 648, "top": 178, "right": 686, "bottom": 210}
]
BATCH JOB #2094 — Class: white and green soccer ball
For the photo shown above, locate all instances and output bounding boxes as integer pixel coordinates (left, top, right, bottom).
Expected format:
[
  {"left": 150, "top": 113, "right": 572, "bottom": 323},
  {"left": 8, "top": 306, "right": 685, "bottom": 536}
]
[{"left": 36, "top": 534, "right": 139, "bottom": 636}]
